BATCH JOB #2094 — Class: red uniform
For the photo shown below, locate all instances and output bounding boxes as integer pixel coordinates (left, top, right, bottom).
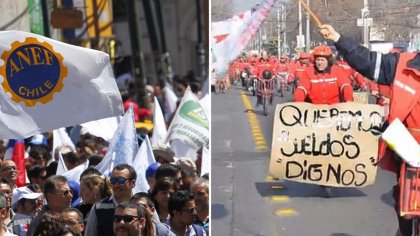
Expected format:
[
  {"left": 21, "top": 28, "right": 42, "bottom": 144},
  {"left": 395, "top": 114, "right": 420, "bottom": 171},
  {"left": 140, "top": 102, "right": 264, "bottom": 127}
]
[
  {"left": 337, "top": 60, "right": 367, "bottom": 89},
  {"left": 294, "top": 65, "right": 353, "bottom": 104},
  {"left": 378, "top": 53, "right": 420, "bottom": 173},
  {"left": 255, "top": 59, "right": 275, "bottom": 79}
]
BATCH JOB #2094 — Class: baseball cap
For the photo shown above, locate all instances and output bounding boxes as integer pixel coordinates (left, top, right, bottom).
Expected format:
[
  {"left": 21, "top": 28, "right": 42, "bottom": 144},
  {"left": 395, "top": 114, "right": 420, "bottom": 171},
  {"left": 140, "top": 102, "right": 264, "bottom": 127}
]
[
  {"left": 12, "top": 186, "right": 43, "bottom": 206},
  {"left": 145, "top": 162, "right": 161, "bottom": 179}
]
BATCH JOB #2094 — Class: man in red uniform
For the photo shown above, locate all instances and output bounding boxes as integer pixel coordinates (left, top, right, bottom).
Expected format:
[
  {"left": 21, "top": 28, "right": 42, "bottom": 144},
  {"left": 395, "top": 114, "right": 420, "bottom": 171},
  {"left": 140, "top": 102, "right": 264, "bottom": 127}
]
[
  {"left": 336, "top": 54, "right": 367, "bottom": 90},
  {"left": 321, "top": 24, "right": 420, "bottom": 236},
  {"left": 294, "top": 45, "right": 353, "bottom": 104}
]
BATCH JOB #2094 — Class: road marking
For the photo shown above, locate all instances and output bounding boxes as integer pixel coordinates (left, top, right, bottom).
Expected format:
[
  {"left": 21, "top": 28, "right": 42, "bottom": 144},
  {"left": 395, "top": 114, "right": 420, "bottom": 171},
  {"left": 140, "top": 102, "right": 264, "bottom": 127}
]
[
  {"left": 271, "top": 196, "right": 289, "bottom": 202},
  {"left": 240, "top": 92, "right": 268, "bottom": 150},
  {"left": 275, "top": 208, "right": 297, "bottom": 216}
]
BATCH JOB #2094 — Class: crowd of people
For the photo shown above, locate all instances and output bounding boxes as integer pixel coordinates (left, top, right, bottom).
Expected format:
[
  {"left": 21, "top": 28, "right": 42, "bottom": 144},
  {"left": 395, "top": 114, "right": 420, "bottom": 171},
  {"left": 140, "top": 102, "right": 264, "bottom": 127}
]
[{"left": 0, "top": 69, "right": 209, "bottom": 236}]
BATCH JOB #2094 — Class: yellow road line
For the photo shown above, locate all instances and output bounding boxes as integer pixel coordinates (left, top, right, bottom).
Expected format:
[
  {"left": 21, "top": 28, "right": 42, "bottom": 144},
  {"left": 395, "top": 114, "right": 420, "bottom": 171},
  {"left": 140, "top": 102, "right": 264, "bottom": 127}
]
[
  {"left": 275, "top": 208, "right": 297, "bottom": 216},
  {"left": 240, "top": 92, "right": 268, "bottom": 150},
  {"left": 271, "top": 196, "right": 289, "bottom": 202}
]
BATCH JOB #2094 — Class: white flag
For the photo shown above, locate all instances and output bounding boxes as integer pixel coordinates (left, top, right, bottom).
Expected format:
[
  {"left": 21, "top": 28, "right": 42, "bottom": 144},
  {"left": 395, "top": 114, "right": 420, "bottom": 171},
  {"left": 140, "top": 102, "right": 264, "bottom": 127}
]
[
  {"left": 56, "top": 152, "right": 68, "bottom": 175},
  {"left": 80, "top": 116, "right": 120, "bottom": 142},
  {"left": 95, "top": 107, "right": 138, "bottom": 176},
  {"left": 163, "top": 85, "right": 178, "bottom": 123},
  {"left": 165, "top": 87, "right": 209, "bottom": 150},
  {"left": 0, "top": 30, "right": 123, "bottom": 139},
  {"left": 171, "top": 139, "right": 198, "bottom": 161},
  {"left": 52, "top": 128, "right": 75, "bottom": 160},
  {"left": 151, "top": 97, "right": 167, "bottom": 146},
  {"left": 133, "top": 136, "right": 156, "bottom": 193},
  {"left": 201, "top": 147, "right": 210, "bottom": 177},
  {"left": 62, "top": 160, "right": 89, "bottom": 184}
]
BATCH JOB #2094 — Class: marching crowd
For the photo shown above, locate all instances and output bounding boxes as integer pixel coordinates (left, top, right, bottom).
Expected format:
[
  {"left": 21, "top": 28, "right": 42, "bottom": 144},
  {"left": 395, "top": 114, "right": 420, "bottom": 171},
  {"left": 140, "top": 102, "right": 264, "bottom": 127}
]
[{"left": 0, "top": 73, "right": 209, "bottom": 236}]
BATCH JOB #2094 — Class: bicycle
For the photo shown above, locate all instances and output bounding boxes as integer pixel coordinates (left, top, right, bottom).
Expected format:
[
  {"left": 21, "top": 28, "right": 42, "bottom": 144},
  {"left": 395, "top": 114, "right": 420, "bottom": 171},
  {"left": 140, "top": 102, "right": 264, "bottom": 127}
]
[
  {"left": 277, "top": 72, "right": 290, "bottom": 97},
  {"left": 256, "top": 78, "right": 275, "bottom": 116}
]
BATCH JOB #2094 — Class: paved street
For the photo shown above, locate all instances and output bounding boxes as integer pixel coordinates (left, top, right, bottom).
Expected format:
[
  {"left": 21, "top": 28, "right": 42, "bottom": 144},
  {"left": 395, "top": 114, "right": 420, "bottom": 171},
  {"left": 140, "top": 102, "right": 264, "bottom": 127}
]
[{"left": 211, "top": 84, "right": 399, "bottom": 236}]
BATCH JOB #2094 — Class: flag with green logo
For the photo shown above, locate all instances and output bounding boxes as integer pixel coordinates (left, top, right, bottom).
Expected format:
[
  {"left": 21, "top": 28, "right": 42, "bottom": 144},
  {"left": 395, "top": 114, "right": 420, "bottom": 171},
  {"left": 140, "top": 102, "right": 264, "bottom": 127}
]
[{"left": 165, "top": 87, "right": 209, "bottom": 149}]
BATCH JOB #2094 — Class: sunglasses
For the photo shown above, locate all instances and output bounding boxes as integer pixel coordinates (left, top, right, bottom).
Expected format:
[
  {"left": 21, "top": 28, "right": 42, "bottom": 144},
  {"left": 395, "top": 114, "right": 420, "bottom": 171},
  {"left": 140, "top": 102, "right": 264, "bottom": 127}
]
[
  {"left": 56, "top": 190, "right": 72, "bottom": 197},
  {"left": 113, "top": 215, "right": 140, "bottom": 223},
  {"left": 110, "top": 177, "right": 130, "bottom": 185},
  {"left": 182, "top": 207, "right": 196, "bottom": 214}
]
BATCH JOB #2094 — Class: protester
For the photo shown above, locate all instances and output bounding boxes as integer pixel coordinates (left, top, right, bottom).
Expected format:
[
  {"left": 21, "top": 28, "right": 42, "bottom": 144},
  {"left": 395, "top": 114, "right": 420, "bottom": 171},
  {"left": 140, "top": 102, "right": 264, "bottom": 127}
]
[
  {"left": 167, "top": 191, "right": 206, "bottom": 236},
  {"left": 58, "top": 208, "right": 84, "bottom": 236},
  {"left": 190, "top": 178, "right": 209, "bottom": 232},
  {"left": 0, "top": 161, "right": 18, "bottom": 190},
  {"left": 131, "top": 192, "right": 175, "bottom": 236},
  {"left": 27, "top": 165, "right": 47, "bottom": 190},
  {"left": 33, "top": 213, "right": 60, "bottom": 236},
  {"left": 152, "top": 145, "right": 175, "bottom": 164},
  {"left": 155, "top": 164, "right": 183, "bottom": 190},
  {"left": 77, "top": 174, "right": 113, "bottom": 221},
  {"left": 0, "top": 179, "right": 15, "bottom": 232},
  {"left": 175, "top": 158, "right": 198, "bottom": 191},
  {"left": 0, "top": 192, "right": 16, "bottom": 235},
  {"left": 113, "top": 201, "right": 155, "bottom": 236},
  {"left": 27, "top": 175, "right": 73, "bottom": 236},
  {"left": 319, "top": 23, "right": 420, "bottom": 236},
  {"left": 11, "top": 186, "right": 43, "bottom": 235},
  {"left": 145, "top": 162, "right": 161, "bottom": 193},
  {"left": 84, "top": 164, "right": 136, "bottom": 236},
  {"left": 151, "top": 177, "right": 176, "bottom": 223}
]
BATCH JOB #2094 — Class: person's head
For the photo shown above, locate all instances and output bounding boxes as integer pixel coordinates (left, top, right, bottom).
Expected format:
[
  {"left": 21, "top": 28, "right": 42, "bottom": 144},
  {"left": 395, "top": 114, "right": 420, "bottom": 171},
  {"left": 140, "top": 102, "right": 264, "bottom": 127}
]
[
  {"left": 152, "top": 145, "right": 175, "bottom": 164},
  {"left": 79, "top": 166, "right": 101, "bottom": 181},
  {"left": 279, "top": 53, "right": 288, "bottom": 63},
  {"left": 190, "top": 178, "right": 209, "bottom": 211},
  {"left": 151, "top": 177, "right": 175, "bottom": 212},
  {"left": 0, "top": 179, "right": 12, "bottom": 208},
  {"left": 168, "top": 191, "right": 196, "bottom": 226},
  {"left": 155, "top": 163, "right": 183, "bottom": 190},
  {"left": 0, "top": 192, "right": 7, "bottom": 224},
  {"left": 0, "top": 160, "right": 17, "bottom": 186},
  {"left": 43, "top": 175, "right": 72, "bottom": 213},
  {"left": 131, "top": 192, "right": 155, "bottom": 217},
  {"left": 52, "top": 227, "right": 79, "bottom": 236},
  {"left": 59, "top": 208, "right": 84, "bottom": 235},
  {"left": 175, "top": 158, "right": 198, "bottom": 191},
  {"left": 110, "top": 164, "right": 137, "bottom": 200},
  {"left": 298, "top": 52, "right": 310, "bottom": 66},
  {"left": 34, "top": 213, "right": 61, "bottom": 236},
  {"left": 12, "top": 186, "right": 43, "bottom": 217},
  {"left": 80, "top": 174, "right": 112, "bottom": 204},
  {"left": 145, "top": 162, "right": 160, "bottom": 191},
  {"left": 28, "top": 145, "right": 50, "bottom": 168},
  {"left": 113, "top": 201, "right": 154, "bottom": 236},
  {"left": 27, "top": 165, "right": 47, "bottom": 190},
  {"left": 312, "top": 45, "right": 333, "bottom": 72}
]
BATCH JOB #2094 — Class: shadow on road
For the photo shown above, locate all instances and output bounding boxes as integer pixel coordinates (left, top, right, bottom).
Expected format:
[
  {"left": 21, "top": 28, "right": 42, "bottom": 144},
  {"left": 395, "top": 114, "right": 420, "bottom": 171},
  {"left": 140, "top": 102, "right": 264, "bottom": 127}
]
[
  {"left": 211, "top": 203, "right": 229, "bottom": 219},
  {"left": 380, "top": 188, "right": 394, "bottom": 207},
  {"left": 255, "top": 181, "right": 367, "bottom": 198},
  {"left": 330, "top": 233, "right": 356, "bottom": 236}
]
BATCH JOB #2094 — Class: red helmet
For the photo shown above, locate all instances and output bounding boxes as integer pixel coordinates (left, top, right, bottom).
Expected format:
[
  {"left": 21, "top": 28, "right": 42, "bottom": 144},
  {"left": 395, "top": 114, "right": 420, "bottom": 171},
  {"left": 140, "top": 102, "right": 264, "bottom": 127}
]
[
  {"left": 312, "top": 45, "right": 332, "bottom": 57},
  {"left": 299, "top": 52, "right": 310, "bottom": 59}
]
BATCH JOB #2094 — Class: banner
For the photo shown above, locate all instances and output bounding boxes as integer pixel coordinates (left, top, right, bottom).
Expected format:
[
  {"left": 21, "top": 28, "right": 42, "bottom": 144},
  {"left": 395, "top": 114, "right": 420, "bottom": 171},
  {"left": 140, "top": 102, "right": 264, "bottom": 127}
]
[
  {"left": 353, "top": 92, "right": 369, "bottom": 104},
  {"left": 268, "top": 102, "right": 383, "bottom": 187},
  {"left": 151, "top": 96, "right": 167, "bottom": 146},
  {"left": 165, "top": 87, "right": 209, "bottom": 150},
  {"left": 133, "top": 136, "right": 156, "bottom": 193},
  {"left": 0, "top": 31, "right": 123, "bottom": 139}
]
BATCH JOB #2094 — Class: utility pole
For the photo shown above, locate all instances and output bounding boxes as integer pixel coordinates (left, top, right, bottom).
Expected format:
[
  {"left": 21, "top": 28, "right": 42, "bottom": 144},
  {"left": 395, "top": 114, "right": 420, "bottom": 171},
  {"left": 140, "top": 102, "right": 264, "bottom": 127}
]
[
  {"left": 298, "top": 0, "right": 303, "bottom": 49},
  {"left": 126, "top": 0, "right": 147, "bottom": 107},
  {"left": 282, "top": 5, "right": 287, "bottom": 54},
  {"left": 306, "top": 0, "right": 310, "bottom": 52},
  {"left": 277, "top": 8, "right": 281, "bottom": 58},
  {"left": 362, "top": 0, "right": 370, "bottom": 48}
]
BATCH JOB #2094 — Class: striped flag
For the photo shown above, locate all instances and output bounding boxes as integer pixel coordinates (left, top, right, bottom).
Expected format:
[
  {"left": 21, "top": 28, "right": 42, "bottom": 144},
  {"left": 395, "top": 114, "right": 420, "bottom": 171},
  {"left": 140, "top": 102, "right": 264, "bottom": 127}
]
[{"left": 5, "top": 139, "right": 26, "bottom": 187}]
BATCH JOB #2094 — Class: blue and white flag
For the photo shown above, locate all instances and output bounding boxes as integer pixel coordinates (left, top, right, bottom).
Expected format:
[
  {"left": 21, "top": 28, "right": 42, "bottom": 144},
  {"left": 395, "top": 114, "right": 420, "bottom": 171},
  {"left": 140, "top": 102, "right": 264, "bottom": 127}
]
[
  {"left": 0, "top": 30, "right": 123, "bottom": 139},
  {"left": 62, "top": 160, "right": 89, "bottom": 184},
  {"left": 95, "top": 106, "right": 138, "bottom": 176},
  {"left": 133, "top": 135, "right": 156, "bottom": 193}
]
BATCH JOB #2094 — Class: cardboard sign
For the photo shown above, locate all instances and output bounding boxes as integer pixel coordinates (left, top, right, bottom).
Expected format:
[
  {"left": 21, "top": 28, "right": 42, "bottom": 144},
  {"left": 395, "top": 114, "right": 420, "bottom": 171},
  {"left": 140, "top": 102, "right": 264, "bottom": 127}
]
[
  {"left": 353, "top": 92, "right": 370, "bottom": 104},
  {"left": 268, "top": 102, "right": 383, "bottom": 187}
]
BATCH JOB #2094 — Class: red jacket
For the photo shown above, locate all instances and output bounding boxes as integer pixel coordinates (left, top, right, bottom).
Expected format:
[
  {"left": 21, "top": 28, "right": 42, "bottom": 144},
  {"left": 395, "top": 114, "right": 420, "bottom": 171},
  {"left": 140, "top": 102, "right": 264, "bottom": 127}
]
[
  {"left": 294, "top": 65, "right": 353, "bottom": 104},
  {"left": 337, "top": 60, "right": 367, "bottom": 89},
  {"left": 378, "top": 53, "right": 420, "bottom": 173},
  {"left": 255, "top": 59, "right": 276, "bottom": 79}
]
